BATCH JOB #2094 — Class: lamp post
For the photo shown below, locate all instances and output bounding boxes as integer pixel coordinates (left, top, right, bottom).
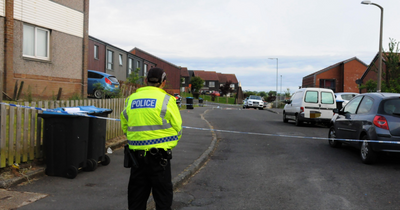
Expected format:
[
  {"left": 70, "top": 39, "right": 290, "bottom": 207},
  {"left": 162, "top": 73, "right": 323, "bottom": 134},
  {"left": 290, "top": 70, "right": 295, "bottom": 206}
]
[
  {"left": 269, "top": 58, "right": 278, "bottom": 107},
  {"left": 280, "top": 75, "right": 282, "bottom": 100},
  {"left": 361, "top": 0, "right": 383, "bottom": 92}
]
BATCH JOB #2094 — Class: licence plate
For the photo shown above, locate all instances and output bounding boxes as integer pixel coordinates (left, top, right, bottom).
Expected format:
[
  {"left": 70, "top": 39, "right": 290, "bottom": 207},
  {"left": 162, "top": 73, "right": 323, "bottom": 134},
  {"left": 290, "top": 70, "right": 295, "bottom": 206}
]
[{"left": 115, "top": 85, "right": 118, "bottom": 88}]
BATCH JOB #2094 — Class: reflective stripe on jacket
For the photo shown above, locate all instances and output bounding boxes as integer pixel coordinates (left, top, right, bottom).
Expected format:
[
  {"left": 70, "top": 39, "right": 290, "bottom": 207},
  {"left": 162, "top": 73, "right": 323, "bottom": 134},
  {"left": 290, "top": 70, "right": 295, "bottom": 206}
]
[{"left": 120, "top": 86, "right": 182, "bottom": 151}]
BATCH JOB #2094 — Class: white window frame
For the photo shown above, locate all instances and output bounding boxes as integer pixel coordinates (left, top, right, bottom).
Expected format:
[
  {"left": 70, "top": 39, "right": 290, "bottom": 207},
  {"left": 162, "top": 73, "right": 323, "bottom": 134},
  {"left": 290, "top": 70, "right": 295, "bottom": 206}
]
[
  {"left": 94, "top": 45, "right": 99, "bottom": 59},
  {"left": 119, "top": 54, "right": 123, "bottom": 66},
  {"left": 230, "top": 84, "right": 235, "bottom": 89},
  {"left": 23, "top": 24, "right": 50, "bottom": 60},
  {"left": 144, "top": 64, "right": 148, "bottom": 76},
  {"left": 107, "top": 50, "right": 114, "bottom": 70},
  {"left": 128, "top": 58, "right": 133, "bottom": 75},
  {"left": 209, "top": 81, "right": 215, "bottom": 87},
  {"left": 203, "top": 81, "right": 206, "bottom": 86}
]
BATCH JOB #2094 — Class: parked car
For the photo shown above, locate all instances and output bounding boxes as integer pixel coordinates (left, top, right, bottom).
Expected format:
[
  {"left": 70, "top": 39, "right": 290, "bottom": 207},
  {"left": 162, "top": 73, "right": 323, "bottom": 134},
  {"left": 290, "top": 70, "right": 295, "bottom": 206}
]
[
  {"left": 174, "top": 93, "right": 182, "bottom": 108},
  {"left": 335, "top": 92, "right": 359, "bottom": 110},
  {"left": 283, "top": 88, "right": 336, "bottom": 126},
  {"left": 210, "top": 91, "right": 220, "bottom": 97},
  {"left": 87, "top": 70, "right": 120, "bottom": 99},
  {"left": 328, "top": 92, "right": 400, "bottom": 164},
  {"left": 243, "top": 95, "right": 264, "bottom": 110}
]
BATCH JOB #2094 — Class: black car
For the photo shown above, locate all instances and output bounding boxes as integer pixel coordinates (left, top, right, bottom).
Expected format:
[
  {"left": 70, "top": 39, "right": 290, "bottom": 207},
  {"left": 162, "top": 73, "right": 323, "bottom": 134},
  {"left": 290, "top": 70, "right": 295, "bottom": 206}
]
[{"left": 328, "top": 92, "right": 400, "bottom": 164}]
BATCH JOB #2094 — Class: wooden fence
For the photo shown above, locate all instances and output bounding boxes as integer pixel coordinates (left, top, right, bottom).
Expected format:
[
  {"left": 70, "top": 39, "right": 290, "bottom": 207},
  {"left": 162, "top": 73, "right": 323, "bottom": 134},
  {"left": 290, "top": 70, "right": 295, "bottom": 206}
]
[{"left": 0, "top": 98, "right": 126, "bottom": 168}]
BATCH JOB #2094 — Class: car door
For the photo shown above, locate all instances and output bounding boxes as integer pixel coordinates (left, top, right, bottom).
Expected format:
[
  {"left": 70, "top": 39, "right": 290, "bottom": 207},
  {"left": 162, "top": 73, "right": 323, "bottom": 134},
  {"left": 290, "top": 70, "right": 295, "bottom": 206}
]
[
  {"left": 335, "top": 96, "right": 363, "bottom": 140},
  {"left": 350, "top": 96, "right": 375, "bottom": 142}
]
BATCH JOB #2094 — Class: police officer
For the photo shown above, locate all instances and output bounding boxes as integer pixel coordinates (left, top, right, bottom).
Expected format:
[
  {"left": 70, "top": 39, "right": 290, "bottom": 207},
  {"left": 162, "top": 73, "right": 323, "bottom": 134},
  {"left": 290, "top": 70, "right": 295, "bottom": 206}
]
[{"left": 120, "top": 67, "right": 182, "bottom": 210}]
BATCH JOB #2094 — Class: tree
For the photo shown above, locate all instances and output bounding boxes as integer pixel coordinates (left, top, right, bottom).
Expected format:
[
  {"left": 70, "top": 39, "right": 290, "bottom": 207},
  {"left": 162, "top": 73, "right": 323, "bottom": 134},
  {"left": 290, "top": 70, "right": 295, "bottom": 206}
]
[
  {"left": 259, "top": 91, "right": 267, "bottom": 98},
  {"left": 190, "top": 76, "right": 204, "bottom": 93},
  {"left": 382, "top": 38, "right": 400, "bottom": 93},
  {"left": 127, "top": 68, "right": 144, "bottom": 85},
  {"left": 219, "top": 81, "right": 234, "bottom": 96},
  {"left": 360, "top": 79, "right": 377, "bottom": 92},
  {"left": 284, "top": 88, "right": 291, "bottom": 98}
]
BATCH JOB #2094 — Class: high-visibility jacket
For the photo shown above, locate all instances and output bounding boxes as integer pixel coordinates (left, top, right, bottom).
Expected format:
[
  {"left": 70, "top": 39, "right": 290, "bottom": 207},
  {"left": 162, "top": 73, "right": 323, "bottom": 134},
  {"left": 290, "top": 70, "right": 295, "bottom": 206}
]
[{"left": 120, "top": 86, "right": 182, "bottom": 151}]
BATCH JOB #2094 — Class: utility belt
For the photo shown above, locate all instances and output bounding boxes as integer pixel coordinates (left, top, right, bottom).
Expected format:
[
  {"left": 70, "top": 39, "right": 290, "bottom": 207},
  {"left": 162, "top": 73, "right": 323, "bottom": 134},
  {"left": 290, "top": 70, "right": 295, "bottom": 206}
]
[{"left": 124, "top": 145, "right": 172, "bottom": 169}]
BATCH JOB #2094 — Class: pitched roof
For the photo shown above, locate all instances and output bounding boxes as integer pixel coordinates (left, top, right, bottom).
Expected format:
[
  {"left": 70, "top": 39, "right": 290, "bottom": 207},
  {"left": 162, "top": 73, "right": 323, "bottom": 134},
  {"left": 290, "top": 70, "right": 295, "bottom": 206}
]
[
  {"left": 192, "top": 70, "right": 219, "bottom": 81},
  {"left": 303, "top": 57, "right": 368, "bottom": 79},
  {"left": 217, "top": 73, "right": 227, "bottom": 83},
  {"left": 223, "top": 74, "right": 238, "bottom": 83},
  {"left": 131, "top": 47, "right": 180, "bottom": 68},
  {"left": 180, "top": 67, "right": 189, "bottom": 77}
]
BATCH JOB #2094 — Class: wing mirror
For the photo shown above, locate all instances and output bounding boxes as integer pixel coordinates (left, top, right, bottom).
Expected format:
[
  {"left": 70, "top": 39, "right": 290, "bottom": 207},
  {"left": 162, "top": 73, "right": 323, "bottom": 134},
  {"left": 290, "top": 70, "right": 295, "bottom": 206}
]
[{"left": 284, "top": 100, "right": 292, "bottom": 104}]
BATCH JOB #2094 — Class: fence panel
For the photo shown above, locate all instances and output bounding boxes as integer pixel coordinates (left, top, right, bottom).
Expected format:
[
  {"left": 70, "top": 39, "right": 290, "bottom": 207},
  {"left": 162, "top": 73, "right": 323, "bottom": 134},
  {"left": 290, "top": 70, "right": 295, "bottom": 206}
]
[{"left": 0, "top": 98, "right": 126, "bottom": 168}]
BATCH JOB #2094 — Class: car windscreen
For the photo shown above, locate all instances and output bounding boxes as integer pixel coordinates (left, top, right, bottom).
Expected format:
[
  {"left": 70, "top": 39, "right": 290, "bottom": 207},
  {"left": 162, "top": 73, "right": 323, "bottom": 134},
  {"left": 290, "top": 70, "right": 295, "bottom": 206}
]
[
  {"left": 249, "top": 96, "right": 261, "bottom": 100},
  {"left": 108, "top": 76, "right": 119, "bottom": 83},
  {"left": 341, "top": 94, "right": 357, "bottom": 101},
  {"left": 379, "top": 99, "right": 400, "bottom": 115}
]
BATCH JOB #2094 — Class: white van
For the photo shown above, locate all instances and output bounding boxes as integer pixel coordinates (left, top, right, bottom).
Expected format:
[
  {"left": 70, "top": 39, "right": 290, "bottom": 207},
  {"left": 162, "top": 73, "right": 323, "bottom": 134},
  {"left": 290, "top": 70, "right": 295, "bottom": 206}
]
[{"left": 283, "top": 88, "right": 336, "bottom": 126}]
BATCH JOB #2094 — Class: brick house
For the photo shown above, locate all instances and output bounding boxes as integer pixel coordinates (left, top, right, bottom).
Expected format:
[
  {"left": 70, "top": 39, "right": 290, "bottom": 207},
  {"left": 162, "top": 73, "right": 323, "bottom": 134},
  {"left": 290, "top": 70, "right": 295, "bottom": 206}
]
[
  {"left": 180, "top": 67, "right": 189, "bottom": 93},
  {"left": 189, "top": 70, "right": 220, "bottom": 93},
  {"left": 130, "top": 48, "right": 180, "bottom": 94},
  {"left": 217, "top": 73, "right": 239, "bottom": 93},
  {"left": 302, "top": 57, "right": 367, "bottom": 93},
  {"left": 88, "top": 36, "right": 156, "bottom": 85},
  {"left": 1, "top": 0, "right": 89, "bottom": 100},
  {"left": 358, "top": 52, "right": 400, "bottom": 93}
]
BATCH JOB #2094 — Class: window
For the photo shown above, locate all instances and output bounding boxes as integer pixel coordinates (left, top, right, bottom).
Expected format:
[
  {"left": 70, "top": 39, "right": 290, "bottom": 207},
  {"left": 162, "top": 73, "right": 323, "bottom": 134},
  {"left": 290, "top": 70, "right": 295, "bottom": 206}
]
[
  {"left": 230, "top": 84, "right": 235, "bottom": 89},
  {"left": 107, "top": 50, "right": 114, "bottom": 70},
  {"left": 128, "top": 58, "right": 133, "bottom": 75},
  {"left": 144, "top": 64, "right": 148, "bottom": 76},
  {"left": 23, "top": 24, "right": 50, "bottom": 60},
  {"left": 94, "top": 45, "right": 99, "bottom": 59},
  {"left": 119, "top": 54, "right": 123, "bottom": 66},
  {"left": 304, "top": 91, "right": 318, "bottom": 103},
  {"left": 344, "top": 96, "right": 362, "bottom": 114},
  {"left": 357, "top": 96, "right": 374, "bottom": 114},
  {"left": 137, "top": 61, "right": 141, "bottom": 70},
  {"left": 209, "top": 81, "right": 215, "bottom": 87},
  {"left": 203, "top": 81, "right": 206, "bottom": 86},
  {"left": 321, "top": 92, "right": 334, "bottom": 104}
]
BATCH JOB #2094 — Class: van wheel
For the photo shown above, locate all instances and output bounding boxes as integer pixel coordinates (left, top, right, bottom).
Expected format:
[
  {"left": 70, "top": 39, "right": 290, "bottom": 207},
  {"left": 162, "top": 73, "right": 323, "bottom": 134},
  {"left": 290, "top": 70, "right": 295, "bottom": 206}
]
[
  {"left": 360, "top": 135, "right": 377, "bottom": 164},
  {"left": 328, "top": 126, "right": 341, "bottom": 148},
  {"left": 283, "top": 113, "right": 288, "bottom": 123},
  {"left": 295, "top": 115, "right": 302, "bottom": 126}
]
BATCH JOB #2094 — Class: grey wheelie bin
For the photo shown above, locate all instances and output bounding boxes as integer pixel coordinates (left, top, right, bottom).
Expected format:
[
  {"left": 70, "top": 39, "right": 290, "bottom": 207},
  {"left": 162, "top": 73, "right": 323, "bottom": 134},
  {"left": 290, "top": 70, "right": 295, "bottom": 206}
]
[
  {"left": 39, "top": 108, "right": 89, "bottom": 179},
  {"left": 77, "top": 106, "right": 113, "bottom": 171}
]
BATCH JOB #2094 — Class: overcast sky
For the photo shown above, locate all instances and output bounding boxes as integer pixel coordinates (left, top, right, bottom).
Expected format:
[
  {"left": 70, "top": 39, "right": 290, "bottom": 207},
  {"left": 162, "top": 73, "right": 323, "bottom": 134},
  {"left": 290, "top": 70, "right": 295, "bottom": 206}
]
[{"left": 89, "top": 0, "right": 400, "bottom": 93}]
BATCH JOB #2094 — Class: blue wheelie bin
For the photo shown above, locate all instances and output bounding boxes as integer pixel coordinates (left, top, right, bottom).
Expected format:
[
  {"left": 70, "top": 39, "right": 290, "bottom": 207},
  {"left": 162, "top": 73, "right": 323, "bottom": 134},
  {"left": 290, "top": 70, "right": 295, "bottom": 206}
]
[
  {"left": 39, "top": 108, "right": 89, "bottom": 179},
  {"left": 77, "top": 106, "right": 113, "bottom": 171}
]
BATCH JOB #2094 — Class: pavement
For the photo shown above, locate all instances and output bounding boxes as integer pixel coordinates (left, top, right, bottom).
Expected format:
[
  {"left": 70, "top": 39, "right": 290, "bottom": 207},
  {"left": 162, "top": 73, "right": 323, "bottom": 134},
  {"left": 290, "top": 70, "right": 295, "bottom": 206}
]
[
  {"left": 0, "top": 106, "right": 219, "bottom": 210},
  {"left": 0, "top": 102, "right": 282, "bottom": 210}
]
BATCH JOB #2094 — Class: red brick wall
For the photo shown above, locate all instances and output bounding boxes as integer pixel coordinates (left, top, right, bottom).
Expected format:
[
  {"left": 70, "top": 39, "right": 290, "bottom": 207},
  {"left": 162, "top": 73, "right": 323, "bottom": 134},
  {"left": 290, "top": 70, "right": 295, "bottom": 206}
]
[
  {"left": 302, "top": 76, "right": 315, "bottom": 87},
  {"left": 316, "top": 66, "right": 341, "bottom": 90},
  {"left": 343, "top": 59, "right": 367, "bottom": 92},
  {"left": 131, "top": 49, "right": 180, "bottom": 94}
]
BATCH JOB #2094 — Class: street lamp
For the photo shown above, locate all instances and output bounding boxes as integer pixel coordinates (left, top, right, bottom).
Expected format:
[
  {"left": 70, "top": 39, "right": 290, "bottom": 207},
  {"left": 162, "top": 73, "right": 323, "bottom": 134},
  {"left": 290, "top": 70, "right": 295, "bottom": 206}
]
[
  {"left": 361, "top": 0, "right": 384, "bottom": 92},
  {"left": 269, "top": 58, "right": 278, "bottom": 107}
]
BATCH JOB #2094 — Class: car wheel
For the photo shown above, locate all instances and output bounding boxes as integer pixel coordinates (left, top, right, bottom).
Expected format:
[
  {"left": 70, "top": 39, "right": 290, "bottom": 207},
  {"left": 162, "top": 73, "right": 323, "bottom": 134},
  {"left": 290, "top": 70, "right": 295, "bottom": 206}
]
[
  {"left": 94, "top": 89, "right": 103, "bottom": 99},
  {"left": 328, "top": 126, "right": 341, "bottom": 148},
  {"left": 283, "top": 113, "right": 288, "bottom": 123},
  {"left": 360, "top": 135, "right": 377, "bottom": 164},
  {"left": 295, "top": 114, "right": 302, "bottom": 126}
]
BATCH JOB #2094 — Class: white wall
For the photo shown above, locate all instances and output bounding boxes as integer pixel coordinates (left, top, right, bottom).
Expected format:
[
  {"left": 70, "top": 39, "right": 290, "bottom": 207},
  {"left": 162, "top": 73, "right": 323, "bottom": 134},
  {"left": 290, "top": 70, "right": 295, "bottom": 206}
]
[
  {"left": 14, "top": 0, "right": 83, "bottom": 38},
  {"left": 0, "top": 0, "right": 5, "bottom": 17}
]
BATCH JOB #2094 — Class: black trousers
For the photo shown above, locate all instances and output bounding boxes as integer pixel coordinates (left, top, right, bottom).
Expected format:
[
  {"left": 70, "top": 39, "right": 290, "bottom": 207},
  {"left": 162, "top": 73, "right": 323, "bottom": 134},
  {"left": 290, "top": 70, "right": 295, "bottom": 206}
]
[{"left": 128, "top": 151, "right": 173, "bottom": 210}]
